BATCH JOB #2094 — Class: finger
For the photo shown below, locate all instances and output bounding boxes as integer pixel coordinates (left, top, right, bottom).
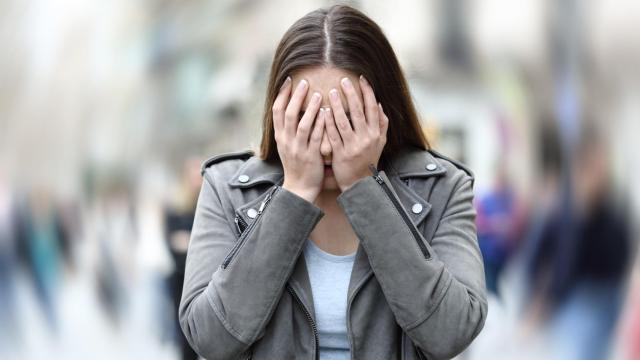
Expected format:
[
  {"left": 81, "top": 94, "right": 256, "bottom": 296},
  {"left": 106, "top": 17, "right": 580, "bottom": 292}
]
[
  {"left": 284, "top": 79, "right": 309, "bottom": 138},
  {"left": 296, "top": 91, "right": 322, "bottom": 148},
  {"left": 328, "top": 88, "right": 354, "bottom": 144},
  {"left": 323, "top": 107, "right": 343, "bottom": 150},
  {"left": 340, "top": 77, "right": 367, "bottom": 134},
  {"left": 359, "top": 75, "right": 379, "bottom": 132},
  {"left": 378, "top": 103, "right": 389, "bottom": 142},
  {"left": 309, "top": 108, "right": 325, "bottom": 150},
  {"left": 272, "top": 76, "right": 292, "bottom": 136}
]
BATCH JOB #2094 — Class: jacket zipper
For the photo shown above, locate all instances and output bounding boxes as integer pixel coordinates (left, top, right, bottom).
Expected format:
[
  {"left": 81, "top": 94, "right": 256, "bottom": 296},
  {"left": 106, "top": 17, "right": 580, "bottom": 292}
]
[
  {"left": 221, "top": 185, "right": 280, "bottom": 269},
  {"left": 414, "top": 344, "right": 429, "bottom": 360},
  {"left": 286, "top": 284, "right": 319, "bottom": 360},
  {"left": 235, "top": 214, "right": 248, "bottom": 235},
  {"left": 345, "top": 268, "right": 373, "bottom": 359},
  {"left": 242, "top": 348, "right": 252, "bottom": 359},
  {"left": 401, "top": 331, "right": 405, "bottom": 360},
  {"left": 368, "top": 164, "right": 431, "bottom": 260},
  {"left": 346, "top": 306, "right": 354, "bottom": 360}
]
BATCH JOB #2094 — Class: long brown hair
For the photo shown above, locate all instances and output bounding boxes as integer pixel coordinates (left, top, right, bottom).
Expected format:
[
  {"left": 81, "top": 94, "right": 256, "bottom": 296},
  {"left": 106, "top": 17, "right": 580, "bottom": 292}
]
[{"left": 259, "top": 4, "right": 430, "bottom": 170}]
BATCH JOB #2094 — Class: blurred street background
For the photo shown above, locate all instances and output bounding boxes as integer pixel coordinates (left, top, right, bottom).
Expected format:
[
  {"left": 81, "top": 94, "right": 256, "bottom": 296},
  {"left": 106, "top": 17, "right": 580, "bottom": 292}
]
[{"left": 1, "top": 0, "right": 639, "bottom": 359}]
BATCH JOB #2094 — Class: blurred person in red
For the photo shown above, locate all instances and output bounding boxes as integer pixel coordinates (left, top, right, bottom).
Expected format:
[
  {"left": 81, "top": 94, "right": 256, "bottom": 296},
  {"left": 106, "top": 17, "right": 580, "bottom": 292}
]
[{"left": 620, "top": 269, "right": 640, "bottom": 360}]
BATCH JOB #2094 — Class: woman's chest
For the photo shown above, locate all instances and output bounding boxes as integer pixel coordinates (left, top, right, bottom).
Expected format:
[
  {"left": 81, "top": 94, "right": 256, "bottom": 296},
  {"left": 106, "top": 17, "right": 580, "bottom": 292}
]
[{"left": 308, "top": 215, "right": 360, "bottom": 255}]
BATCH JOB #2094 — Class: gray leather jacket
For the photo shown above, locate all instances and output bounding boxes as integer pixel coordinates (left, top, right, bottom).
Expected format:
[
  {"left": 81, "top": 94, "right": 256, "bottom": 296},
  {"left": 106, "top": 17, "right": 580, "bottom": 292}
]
[{"left": 179, "top": 145, "right": 488, "bottom": 360}]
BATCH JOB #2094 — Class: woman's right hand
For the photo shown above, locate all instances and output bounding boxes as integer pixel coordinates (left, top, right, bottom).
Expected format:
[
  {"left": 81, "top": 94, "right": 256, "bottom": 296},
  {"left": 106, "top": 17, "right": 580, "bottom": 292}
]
[{"left": 272, "top": 76, "right": 326, "bottom": 203}]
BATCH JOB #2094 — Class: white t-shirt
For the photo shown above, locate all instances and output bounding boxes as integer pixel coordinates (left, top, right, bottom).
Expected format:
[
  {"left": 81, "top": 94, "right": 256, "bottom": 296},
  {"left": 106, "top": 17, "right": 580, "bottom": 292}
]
[{"left": 303, "top": 238, "right": 357, "bottom": 359}]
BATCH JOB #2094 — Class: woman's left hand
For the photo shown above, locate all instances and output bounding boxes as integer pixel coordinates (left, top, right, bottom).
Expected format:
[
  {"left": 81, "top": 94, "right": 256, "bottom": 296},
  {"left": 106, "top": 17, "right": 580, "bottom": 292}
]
[{"left": 324, "top": 75, "right": 389, "bottom": 192}]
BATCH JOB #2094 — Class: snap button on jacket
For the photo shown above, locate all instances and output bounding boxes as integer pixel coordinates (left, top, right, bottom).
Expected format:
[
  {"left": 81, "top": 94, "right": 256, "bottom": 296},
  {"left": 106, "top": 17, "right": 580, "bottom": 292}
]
[{"left": 179, "top": 145, "right": 488, "bottom": 360}]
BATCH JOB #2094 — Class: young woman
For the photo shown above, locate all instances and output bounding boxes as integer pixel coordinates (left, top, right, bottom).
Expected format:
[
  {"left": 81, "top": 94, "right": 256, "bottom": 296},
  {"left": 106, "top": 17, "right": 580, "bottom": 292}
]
[{"left": 179, "top": 5, "right": 487, "bottom": 359}]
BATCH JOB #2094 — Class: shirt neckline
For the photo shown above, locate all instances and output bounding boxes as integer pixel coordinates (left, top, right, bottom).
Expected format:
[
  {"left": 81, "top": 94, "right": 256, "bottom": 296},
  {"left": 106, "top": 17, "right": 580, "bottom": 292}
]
[{"left": 304, "top": 238, "right": 357, "bottom": 263}]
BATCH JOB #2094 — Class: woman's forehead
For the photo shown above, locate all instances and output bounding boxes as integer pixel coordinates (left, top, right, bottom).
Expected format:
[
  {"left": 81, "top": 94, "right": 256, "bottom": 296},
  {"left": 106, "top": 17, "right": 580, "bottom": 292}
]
[{"left": 291, "top": 66, "right": 363, "bottom": 110}]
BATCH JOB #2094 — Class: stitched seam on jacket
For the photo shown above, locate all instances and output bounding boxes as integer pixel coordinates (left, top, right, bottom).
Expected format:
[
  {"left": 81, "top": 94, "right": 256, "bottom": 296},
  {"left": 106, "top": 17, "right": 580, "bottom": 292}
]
[
  {"left": 405, "top": 275, "right": 454, "bottom": 330},
  {"left": 202, "top": 170, "right": 242, "bottom": 238},
  {"left": 205, "top": 286, "right": 251, "bottom": 345},
  {"left": 427, "top": 176, "right": 472, "bottom": 246},
  {"left": 438, "top": 177, "right": 473, "bottom": 222}
]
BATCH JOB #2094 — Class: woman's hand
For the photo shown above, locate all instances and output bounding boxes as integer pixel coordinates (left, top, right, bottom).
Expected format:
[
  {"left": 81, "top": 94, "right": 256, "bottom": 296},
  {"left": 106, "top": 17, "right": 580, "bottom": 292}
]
[
  {"left": 273, "top": 76, "right": 326, "bottom": 203},
  {"left": 324, "top": 75, "right": 389, "bottom": 191}
]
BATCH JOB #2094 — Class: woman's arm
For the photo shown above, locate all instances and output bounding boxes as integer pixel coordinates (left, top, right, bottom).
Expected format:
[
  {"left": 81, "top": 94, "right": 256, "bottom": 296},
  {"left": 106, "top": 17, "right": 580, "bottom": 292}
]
[
  {"left": 336, "top": 168, "right": 488, "bottom": 360},
  {"left": 179, "top": 168, "right": 324, "bottom": 359}
]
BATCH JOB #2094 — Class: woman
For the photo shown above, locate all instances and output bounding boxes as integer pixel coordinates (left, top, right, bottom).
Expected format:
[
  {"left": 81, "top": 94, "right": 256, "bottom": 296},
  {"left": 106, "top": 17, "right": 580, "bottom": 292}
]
[{"left": 179, "top": 5, "right": 487, "bottom": 359}]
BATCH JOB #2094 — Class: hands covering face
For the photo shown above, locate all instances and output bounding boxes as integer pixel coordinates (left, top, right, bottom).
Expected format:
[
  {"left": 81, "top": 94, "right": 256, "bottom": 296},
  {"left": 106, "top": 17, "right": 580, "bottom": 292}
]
[
  {"left": 323, "top": 75, "right": 388, "bottom": 191},
  {"left": 272, "top": 73, "right": 388, "bottom": 202}
]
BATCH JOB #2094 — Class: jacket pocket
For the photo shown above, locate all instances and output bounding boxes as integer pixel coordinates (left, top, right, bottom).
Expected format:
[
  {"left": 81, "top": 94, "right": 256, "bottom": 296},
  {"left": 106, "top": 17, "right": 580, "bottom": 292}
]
[{"left": 221, "top": 185, "right": 280, "bottom": 269}]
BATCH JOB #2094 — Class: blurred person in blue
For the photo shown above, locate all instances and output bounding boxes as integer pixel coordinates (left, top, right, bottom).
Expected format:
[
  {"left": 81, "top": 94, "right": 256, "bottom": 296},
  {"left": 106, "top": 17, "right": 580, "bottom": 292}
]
[
  {"left": 475, "top": 116, "right": 527, "bottom": 298},
  {"left": 475, "top": 163, "right": 527, "bottom": 298},
  {"left": 524, "top": 123, "right": 632, "bottom": 360},
  {"left": 179, "top": 4, "right": 487, "bottom": 359},
  {"left": 14, "top": 186, "right": 72, "bottom": 336},
  {"left": 0, "top": 176, "right": 20, "bottom": 352}
]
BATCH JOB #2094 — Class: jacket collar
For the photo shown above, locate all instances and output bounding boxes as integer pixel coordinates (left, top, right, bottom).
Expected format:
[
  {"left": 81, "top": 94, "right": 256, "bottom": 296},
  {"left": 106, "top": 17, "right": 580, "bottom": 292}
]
[{"left": 227, "top": 146, "right": 447, "bottom": 188}]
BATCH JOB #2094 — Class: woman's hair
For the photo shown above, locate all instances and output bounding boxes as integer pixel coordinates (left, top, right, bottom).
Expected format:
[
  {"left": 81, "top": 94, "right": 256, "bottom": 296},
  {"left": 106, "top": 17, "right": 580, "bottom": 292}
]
[{"left": 259, "top": 4, "right": 430, "bottom": 170}]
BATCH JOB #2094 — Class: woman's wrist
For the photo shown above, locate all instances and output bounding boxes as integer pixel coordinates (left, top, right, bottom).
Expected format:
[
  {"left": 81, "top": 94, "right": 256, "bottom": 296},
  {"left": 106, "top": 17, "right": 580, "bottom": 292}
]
[{"left": 282, "top": 182, "right": 318, "bottom": 203}]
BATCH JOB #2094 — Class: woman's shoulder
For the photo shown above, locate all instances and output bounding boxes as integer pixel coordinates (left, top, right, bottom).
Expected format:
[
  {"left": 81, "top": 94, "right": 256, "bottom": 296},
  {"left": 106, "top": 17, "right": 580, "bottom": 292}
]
[
  {"left": 200, "top": 147, "right": 283, "bottom": 190},
  {"left": 200, "top": 149, "right": 256, "bottom": 176},
  {"left": 426, "top": 148, "right": 474, "bottom": 182},
  {"left": 390, "top": 146, "right": 474, "bottom": 189},
  {"left": 405, "top": 148, "right": 476, "bottom": 210},
  {"left": 426, "top": 149, "right": 475, "bottom": 196}
]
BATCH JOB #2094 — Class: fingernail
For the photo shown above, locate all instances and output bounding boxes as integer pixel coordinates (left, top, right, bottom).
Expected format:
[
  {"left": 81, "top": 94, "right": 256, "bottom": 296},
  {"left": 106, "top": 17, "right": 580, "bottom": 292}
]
[
  {"left": 360, "top": 74, "right": 367, "bottom": 85},
  {"left": 341, "top": 77, "right": 351, "bottom": 88},
  {"left": 299, "top": 79, "right": 308, "bottom": 89},
  {"left": 378, "top": 102, "right": 383, "bottom": 111},
  {"left": 330, "top": 89, "right": 339, "bottom": 100},
  {"left": 312, "top": 92, "right": 321, "bottom": 103},
  {"left": 280, "top": 76, "right": 291, "bottom": 90}
]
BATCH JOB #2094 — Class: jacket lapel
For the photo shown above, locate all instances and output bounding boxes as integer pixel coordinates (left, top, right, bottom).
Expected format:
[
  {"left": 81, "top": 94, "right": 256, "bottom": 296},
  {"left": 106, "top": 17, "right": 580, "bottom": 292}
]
[{"left": 228, "top": 156, "right": 284, "bottom": 188}]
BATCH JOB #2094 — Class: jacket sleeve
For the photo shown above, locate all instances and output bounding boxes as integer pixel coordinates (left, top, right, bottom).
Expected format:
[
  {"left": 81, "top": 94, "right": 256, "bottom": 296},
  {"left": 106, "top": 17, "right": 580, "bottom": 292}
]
[
  {"left": 179, "top": 169, "right": 324, "bottom": 359},
  {"left": 336, "top": 169, "right": 488, "bottom": 360}
]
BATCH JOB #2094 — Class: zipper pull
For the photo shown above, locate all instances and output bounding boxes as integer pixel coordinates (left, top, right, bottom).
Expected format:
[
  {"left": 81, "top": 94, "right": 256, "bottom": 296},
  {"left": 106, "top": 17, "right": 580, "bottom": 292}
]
[
  {"left": 258, "top": 186, "right": 278, "bottom": 214},
  {"left": 234, "top": 214, "right": 244, "bottom": 235},
  {"left": 368, "top": 163, "right": 383, "bottom": 184}
]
